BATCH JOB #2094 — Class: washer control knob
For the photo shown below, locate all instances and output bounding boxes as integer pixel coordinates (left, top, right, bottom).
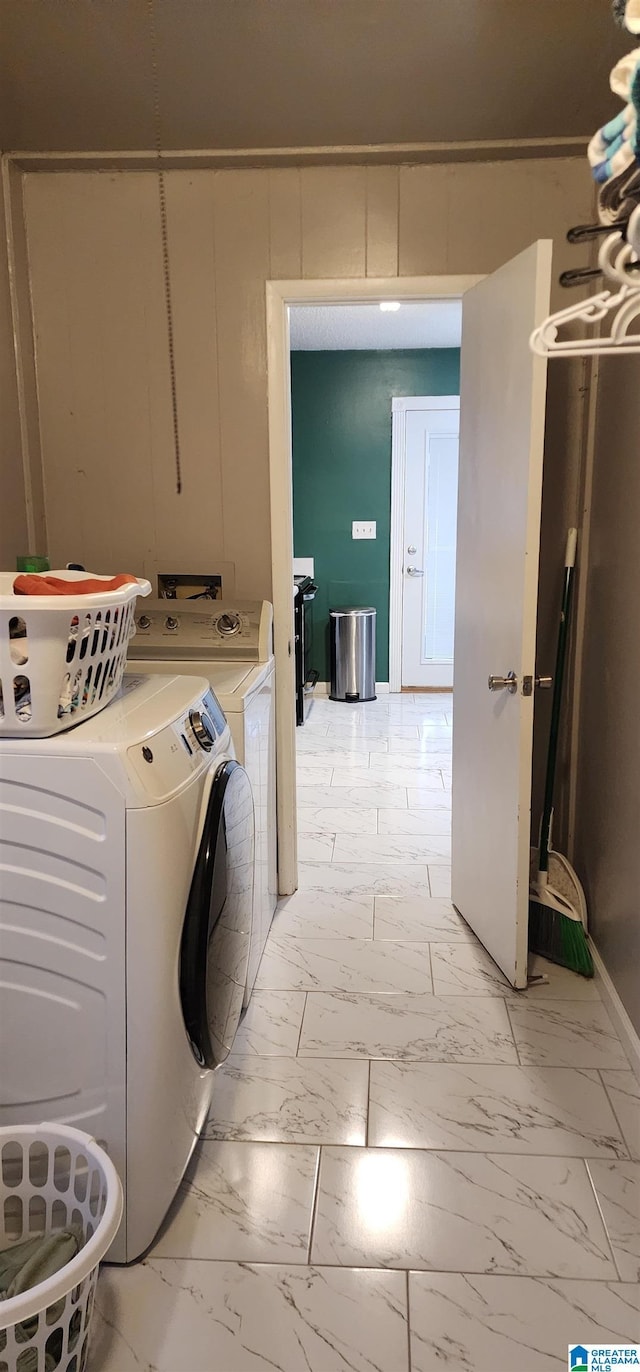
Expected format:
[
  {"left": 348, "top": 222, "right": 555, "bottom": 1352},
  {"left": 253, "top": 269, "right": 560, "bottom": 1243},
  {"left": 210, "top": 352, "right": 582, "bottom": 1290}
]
[
  {"left": 138, "top": 614, "right": 151, "bottom": 630},
  {"left": 217, "top": 612, "right": 241, "bottom": 636},
  {"left": 189, "top": 709, "right": 215, "bottom": 751},
  {"left": 165, "top": 615, "right": 179, "bottom": 631}
]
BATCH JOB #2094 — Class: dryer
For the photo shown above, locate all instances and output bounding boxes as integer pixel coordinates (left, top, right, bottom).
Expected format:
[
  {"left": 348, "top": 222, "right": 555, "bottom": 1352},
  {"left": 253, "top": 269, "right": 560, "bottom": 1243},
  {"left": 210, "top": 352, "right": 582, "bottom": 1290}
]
[
  {"left": 0, "top": 674, "right": 254, "bottom": 1262},
  {"left": 128, "top": 599, "right": 276, "bottom": 999}
]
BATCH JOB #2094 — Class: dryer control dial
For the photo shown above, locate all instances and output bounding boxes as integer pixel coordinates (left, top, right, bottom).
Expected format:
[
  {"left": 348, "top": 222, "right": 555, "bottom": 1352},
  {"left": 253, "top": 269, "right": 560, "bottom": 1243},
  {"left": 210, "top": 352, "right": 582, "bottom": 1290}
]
[
  {"left": 217, "top": 612, "right": 241, "bottom": 636},
  {"left": 189, "top": 709, "right": 215, "bottom": 751},
  {"left": 165, "top": 615, "right": 180, "bottom": 631}
]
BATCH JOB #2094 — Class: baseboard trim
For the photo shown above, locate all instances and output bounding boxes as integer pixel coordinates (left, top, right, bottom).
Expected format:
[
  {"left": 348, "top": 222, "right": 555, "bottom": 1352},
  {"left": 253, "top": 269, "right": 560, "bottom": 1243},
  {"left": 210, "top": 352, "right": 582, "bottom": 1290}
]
[
  {"left": 312, "top": 682, "right": 390, "bottom": 697},
  {"left": 591, "top": 940, "right": 640, "bottom": 1085},
  {"left": 402, "top": 685, "right": 453, "bottom": 693}
]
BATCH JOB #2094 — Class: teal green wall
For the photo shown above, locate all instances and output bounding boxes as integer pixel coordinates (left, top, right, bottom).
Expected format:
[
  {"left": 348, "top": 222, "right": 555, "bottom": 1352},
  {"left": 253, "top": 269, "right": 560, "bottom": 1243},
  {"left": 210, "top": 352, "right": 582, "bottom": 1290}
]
[{"left": 291, "top": 349, "right": 461, "bottom": 681}]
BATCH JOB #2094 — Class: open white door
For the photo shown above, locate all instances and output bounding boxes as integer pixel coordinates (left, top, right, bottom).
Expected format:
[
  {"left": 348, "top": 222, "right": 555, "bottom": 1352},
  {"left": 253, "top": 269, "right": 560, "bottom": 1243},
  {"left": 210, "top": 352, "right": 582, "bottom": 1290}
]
[{"left": 452, "top": 241, "right": 552, "bottom": 989}]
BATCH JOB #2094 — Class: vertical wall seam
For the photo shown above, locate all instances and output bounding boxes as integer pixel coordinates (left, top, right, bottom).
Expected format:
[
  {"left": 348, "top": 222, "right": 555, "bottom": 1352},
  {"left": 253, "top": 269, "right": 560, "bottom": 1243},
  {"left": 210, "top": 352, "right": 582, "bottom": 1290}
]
[{"left": 2, "top": 159, "right": 45, "bottom": 553}]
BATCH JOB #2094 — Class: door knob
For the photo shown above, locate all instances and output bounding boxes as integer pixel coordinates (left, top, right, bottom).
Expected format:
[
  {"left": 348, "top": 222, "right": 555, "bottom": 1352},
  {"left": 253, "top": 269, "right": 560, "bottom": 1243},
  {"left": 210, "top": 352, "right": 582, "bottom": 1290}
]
[
  {"left": 488, "top": 671, "right": 518, "bottom": 694},
  {"left": 406, "top": 566, "right": 424, "bottom": 577}
]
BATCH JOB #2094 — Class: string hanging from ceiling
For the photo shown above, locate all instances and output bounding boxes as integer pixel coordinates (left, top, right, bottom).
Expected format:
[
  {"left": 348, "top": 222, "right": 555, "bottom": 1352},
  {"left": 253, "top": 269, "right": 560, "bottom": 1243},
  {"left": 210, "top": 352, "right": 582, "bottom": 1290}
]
[{"left": 147, "top": 0, "right": 183, "bottom": 495}]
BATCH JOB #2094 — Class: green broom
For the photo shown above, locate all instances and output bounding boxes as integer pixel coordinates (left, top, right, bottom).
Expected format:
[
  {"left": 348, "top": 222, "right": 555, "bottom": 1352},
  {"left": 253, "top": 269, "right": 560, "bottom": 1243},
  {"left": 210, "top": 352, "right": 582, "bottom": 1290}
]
[{"left": 529, "top": 528, "right": 594, "bottom": 977}]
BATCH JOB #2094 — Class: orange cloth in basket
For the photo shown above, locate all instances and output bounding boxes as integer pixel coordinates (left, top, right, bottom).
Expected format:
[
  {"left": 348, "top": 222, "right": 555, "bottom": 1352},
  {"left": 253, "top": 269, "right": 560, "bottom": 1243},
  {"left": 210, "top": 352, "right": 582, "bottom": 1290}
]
[{"left": 14, "top": 573, "right": 139, "bottom": 597}]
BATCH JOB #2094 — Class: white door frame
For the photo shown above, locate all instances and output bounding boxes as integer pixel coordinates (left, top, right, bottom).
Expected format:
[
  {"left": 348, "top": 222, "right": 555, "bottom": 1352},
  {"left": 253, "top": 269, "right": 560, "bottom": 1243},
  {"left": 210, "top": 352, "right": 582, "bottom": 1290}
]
[
  {"left": 389, "top": 394, "right": 461, "bottom": 693},
  {"left": 266, "top": 275, "right": 482, "bottom": 895}
]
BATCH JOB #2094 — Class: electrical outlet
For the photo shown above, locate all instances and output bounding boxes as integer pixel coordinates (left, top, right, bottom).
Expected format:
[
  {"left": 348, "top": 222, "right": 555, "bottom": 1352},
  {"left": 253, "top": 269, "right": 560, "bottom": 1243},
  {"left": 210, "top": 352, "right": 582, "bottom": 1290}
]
[{"left": 352, "top": 521, "right": 377, "bottom": 540}]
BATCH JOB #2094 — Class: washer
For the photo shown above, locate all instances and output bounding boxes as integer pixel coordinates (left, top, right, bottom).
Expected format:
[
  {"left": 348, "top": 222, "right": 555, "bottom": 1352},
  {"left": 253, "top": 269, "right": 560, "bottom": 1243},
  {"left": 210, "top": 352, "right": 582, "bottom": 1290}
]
[
  {"left": 0, "top": 673, "right": 254, "bottom": 1262},
  {"left": 128, "top": 599, "right": 276, "bottom": 999}
]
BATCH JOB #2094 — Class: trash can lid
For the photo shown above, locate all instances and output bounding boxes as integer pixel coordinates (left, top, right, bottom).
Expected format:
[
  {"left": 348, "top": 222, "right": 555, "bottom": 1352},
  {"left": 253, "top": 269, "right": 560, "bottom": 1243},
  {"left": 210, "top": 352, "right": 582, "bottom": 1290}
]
[{"left": 329, "top": 606, "right": 376, "bottom": 616}]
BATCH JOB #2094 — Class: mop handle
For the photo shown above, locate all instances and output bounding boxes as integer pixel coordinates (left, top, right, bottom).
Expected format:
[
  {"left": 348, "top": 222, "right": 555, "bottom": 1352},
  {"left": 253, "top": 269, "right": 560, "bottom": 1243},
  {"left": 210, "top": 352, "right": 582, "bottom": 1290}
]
[{"left": 538, "top": 529, "right": 577, "bottom": 874}]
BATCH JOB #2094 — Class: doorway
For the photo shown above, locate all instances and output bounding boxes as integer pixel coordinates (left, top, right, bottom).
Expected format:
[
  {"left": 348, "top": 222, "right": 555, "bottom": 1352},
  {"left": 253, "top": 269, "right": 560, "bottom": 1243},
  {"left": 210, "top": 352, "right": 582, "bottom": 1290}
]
[
  {"left": 267, "top": 244, "right": 553, "bottom": 1001},
  {"left": 265, "top": 276, "right": 480, "bottom": 895},
  {"left": 390, "top": 395, "right": 460, "bottom": 692},
  {"left": 290, "top": 309, "right": 461, "bottom": 706}
]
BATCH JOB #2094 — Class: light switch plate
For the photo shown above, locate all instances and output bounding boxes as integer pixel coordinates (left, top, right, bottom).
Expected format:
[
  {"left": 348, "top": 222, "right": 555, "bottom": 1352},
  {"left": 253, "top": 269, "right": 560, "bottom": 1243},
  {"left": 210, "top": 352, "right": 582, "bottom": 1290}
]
[{"left": 352, "top": 521, "right": 377, "bottom": 540}]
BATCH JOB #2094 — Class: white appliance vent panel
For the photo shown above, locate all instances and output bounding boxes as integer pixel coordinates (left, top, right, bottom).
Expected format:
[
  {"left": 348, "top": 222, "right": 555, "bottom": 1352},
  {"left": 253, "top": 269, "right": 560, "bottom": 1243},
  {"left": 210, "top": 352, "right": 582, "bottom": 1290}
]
[{"left": 0, "top": 755, "right": 126, "bottom": 1165}]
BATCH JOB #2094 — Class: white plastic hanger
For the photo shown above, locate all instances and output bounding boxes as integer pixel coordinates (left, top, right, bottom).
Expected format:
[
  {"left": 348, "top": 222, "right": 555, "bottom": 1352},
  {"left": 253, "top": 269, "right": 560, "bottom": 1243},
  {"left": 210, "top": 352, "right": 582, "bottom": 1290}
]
[{"left": 530, "top": 210, "right": 640, "bottom": 357}]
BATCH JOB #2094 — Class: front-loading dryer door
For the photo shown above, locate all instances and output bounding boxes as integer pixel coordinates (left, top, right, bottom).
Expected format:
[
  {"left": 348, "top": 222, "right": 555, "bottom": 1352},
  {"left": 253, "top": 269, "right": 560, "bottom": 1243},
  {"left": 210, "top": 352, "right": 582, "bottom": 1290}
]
[{"left": 180, "top": 760, "right": 254, "bottom": 1068}]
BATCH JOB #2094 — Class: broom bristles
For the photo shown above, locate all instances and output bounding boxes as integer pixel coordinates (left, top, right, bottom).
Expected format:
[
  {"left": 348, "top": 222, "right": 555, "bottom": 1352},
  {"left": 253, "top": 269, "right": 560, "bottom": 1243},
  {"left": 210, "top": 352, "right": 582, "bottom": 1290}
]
[{"left": 529, "top": 898, "right": 594, "bottom": 978}]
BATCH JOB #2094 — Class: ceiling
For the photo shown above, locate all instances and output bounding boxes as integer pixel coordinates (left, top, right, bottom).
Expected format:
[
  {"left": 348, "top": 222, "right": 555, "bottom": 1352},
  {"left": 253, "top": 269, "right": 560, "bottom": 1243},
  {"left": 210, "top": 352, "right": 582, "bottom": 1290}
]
[
  {"left": 0, "top": 1, "right": 629, "bottom": 154},
  {"left": 290, "top": 301, "right": 462, "bottom": 351}
]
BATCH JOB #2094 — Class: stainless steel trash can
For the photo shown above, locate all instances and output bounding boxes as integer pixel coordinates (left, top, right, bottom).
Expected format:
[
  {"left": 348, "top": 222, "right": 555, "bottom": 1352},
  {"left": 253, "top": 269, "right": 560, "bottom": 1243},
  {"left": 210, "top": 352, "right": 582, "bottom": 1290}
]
[{"left": 330, "top": 607, "right": 377, "bottom": 703}]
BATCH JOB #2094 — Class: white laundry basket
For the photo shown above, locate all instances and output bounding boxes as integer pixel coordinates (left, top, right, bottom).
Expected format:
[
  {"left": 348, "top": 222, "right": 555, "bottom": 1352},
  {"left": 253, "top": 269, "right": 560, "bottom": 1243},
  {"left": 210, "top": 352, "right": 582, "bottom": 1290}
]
[
  {"left": 0, "top": 1123, "right": 123, "bottom": 1372},
  {"left": 0, "top": 572, "right": 151, "bottom": 737}
]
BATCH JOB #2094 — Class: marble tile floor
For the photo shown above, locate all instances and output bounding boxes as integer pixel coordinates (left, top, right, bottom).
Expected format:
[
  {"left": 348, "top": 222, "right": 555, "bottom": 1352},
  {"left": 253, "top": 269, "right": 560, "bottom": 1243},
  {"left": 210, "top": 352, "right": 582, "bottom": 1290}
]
[{"left": 93, "top": 694, "right": 639, "bottom": 1371}]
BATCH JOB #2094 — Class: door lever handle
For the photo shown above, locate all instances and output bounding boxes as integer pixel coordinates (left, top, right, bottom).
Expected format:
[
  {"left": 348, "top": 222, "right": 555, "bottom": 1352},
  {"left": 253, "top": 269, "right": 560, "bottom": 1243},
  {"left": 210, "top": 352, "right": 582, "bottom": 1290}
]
[
  {"left": 406, "top": 566, "right": 424, "bottom": 577},
  {"left": 488, "top": 672, "right": 518, "bottom": 694}
]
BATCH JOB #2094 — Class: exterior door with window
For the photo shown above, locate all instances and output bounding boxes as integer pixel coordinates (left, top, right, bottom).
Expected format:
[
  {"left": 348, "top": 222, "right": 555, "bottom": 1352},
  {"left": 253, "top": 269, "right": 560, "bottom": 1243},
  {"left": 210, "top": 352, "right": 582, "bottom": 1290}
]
[{"left": 399, "top": 397, "right": 460, "bottom": 688}]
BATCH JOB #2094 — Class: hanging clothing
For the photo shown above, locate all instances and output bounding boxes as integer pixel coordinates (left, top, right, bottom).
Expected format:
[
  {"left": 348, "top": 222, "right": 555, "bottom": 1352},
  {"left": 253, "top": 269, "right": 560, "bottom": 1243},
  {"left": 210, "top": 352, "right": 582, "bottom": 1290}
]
[
  {"left": 589, "top": 104, "right": 637, "bottom": 181},
  {"left": 596, "top": 70, "right": 640, "bottom": 220},
  {"left": 616, "top": 0, "right": 640, "bottom": 33},
  {"left": 610, "top": 46, "right": 640, "bottom": 99}
]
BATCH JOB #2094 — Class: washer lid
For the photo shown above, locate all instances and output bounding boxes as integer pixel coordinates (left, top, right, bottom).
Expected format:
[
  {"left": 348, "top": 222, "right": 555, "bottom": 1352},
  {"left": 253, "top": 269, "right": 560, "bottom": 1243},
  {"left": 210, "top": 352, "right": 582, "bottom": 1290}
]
[
  {"left": 206, "top": 662, "right": 270, "bottom": 710},
  {"left": 206, "top": 664, "right": 255, "bottom": 695}
]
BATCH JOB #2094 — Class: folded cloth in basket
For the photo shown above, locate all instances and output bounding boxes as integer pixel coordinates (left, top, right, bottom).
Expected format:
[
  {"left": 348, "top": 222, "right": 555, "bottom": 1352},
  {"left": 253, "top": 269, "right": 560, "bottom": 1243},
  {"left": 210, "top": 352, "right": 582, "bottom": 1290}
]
[
  {"left": 13, "top": 572, "right": 139, "bottom": 596},
  {"left": 0, "top": 1225, "right": 84, "bottom": 1301},
  {"left": 0, "top": 1227, "right": 84, "bottom": 1372}
]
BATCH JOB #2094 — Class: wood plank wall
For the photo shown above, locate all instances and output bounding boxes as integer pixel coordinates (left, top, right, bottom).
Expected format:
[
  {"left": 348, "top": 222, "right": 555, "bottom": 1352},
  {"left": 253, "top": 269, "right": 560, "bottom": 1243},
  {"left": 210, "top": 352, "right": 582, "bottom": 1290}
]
[
  {"left": 572, "top": 355, "right": 640, "bottom": 1034},
  {"left": 20, "top": 158, "right": 591, "bottom": 591}
]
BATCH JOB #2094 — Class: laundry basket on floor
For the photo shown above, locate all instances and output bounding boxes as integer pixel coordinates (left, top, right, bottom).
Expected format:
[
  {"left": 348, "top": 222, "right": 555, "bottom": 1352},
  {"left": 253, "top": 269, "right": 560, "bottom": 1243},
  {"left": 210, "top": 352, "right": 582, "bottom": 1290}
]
[
  {"left": 0, "top": 571, "right": 151, "bottom": 737},
  {"left": 0, "top": 1123, "right": 123, "bottom": 1372}
]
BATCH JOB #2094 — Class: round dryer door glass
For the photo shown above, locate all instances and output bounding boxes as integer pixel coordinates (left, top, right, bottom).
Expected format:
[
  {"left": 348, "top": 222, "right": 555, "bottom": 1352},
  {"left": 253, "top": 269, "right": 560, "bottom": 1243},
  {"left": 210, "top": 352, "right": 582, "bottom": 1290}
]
[{"left": 179, "top": 760, "right": 254, "bottom": 1069}]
